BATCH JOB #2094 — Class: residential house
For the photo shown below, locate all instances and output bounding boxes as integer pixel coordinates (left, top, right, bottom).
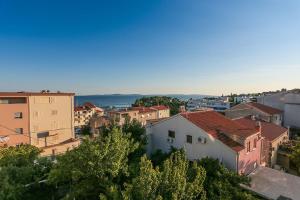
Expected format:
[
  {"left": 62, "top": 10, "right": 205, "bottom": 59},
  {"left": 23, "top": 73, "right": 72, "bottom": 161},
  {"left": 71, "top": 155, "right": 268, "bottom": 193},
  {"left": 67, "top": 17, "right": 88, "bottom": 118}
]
[
  {"left": 0, "top": 91, "right": 80, "bottom": 156},
  {"left": 109, "top": 105, "right": 170, "bottom": 126},
  {"left": 234, "top": 116, "right": 289, "bottom": 167},
  {"left": 258, "top": 91, "right": 300, "bottom": 128},
  {"left": 225, "top": 102, "right": 283, "bottom": 126},
  {"left": 74, "top": 102, "right": 104, "bottom": 127},
  {"left": 147, "top": 110, "right": 262, "bottom": 175}
]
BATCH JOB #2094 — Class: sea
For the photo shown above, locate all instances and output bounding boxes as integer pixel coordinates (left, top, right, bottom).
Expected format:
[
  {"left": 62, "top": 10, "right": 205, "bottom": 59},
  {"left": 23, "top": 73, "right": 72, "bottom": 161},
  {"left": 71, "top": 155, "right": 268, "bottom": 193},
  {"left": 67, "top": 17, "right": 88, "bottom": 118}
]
[{"left": 75, "top": 94, "right": 208, "bottom": 108}]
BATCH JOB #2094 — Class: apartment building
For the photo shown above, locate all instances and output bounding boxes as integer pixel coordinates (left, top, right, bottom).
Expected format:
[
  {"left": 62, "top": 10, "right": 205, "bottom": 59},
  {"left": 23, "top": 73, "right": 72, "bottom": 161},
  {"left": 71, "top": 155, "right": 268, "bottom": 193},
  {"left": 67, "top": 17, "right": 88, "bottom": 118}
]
[
  {"left": 74, "top": 102, "right": 104, "bottom": 128},
  {"left": 108, "top": 105, "right": 170, "bottom": 126},
  {"left": 147, "top": 110, "right": 262, "bottom": 175},
  {"left": 0, "top": 91, "right": 79, "bottom": 156}
]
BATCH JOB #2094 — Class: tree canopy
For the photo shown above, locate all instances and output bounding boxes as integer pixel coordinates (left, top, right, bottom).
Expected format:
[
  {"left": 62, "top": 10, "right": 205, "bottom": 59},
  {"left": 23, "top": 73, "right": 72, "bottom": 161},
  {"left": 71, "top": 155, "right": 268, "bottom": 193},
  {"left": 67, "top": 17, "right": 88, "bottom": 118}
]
[
  {"left": 133, "top": 96, "right": 185, "bottom": 115},
  {"left": 0, "top": 120, "right": 259, "bottom": 200}
]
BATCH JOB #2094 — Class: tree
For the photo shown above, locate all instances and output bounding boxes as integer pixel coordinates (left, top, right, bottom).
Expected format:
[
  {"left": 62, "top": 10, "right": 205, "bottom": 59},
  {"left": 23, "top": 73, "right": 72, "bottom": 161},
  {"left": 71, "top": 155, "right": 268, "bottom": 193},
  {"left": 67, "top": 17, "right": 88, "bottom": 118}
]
[
  {"left": 0, "top": 145, "right": 53, "bottom": 200},
  {"left": 198, "top": 157, "right": 257, "bottom": 200},
  {"left": 124, "top": 150, "right": 206, "bottom": 200},
  {"left": 289, "top": 143, "right": 300, "bottom": 174},
  {"left": 48, "top": 127, "right": 138, "bottom": 200},
  {"left": 133, "top": 96, "right": 185, "bottom": 115}
]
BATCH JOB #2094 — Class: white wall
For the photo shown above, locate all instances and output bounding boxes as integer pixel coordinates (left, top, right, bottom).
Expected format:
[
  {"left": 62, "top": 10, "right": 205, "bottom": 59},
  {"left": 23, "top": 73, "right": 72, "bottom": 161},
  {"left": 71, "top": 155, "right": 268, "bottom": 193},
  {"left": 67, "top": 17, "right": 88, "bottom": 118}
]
[{"left": 148, "top": 115, "right": 238, "bottom": 172}]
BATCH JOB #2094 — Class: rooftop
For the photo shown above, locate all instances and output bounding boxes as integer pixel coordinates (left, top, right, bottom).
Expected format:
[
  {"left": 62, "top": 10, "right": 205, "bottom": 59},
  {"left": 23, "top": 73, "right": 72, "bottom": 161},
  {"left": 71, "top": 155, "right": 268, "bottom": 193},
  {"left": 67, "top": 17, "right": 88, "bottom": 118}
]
[
  {"left": 235, "top": 117, "right": 288, "bottom": 141},
  {"left": 0, "top": 91, "right": 75, "bottom": 96},
  {"left": 180, "top": 111, "right": 258, "bottom": 152},
  {"left": 247, "top": 102, "right": 283, "bottom": 115}
]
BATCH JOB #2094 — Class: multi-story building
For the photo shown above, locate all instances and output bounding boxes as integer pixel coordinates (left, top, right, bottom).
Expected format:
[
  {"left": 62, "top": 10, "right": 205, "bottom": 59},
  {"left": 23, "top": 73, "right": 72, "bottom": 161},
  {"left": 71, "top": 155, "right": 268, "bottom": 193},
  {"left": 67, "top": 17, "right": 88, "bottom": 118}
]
[
  {"left": 74, "top": 102, "right": 104, "bottom": 128},
  {"left": 234, "top": 116, "right": 289, "bottom": 167},
  {"left": 258, "top": 91, "right": 300, "bottom": 128},
  {"left": 0, "top": 91, "right": 79, "bottom": 156},
  {"left": 147, "top": 110, "right": 263, "bottom": 175},
  {"left": 225, "top": 102, "right": 283, "bottom": 126},
  {"left": 108, "top": 105, "right": 170, "bottom": 126}
]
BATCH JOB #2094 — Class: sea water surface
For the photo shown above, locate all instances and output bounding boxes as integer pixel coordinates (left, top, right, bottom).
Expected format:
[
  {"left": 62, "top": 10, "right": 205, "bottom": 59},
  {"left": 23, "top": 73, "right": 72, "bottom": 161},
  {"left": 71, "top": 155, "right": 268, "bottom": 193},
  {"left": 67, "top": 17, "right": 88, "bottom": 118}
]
[{"left": 75, "top": 94, "right": 207, "bottom": 108}]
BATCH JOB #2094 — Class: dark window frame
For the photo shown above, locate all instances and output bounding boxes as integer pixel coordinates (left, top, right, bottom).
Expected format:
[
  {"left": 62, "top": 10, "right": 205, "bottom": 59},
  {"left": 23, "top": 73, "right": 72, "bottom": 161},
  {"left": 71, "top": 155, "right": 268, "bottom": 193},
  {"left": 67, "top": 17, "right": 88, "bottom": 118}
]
[
  {"left": 168, "top": 130, "right": 175, "bottom": 138},
  {"left": 186, "top": 135, "right": 193, "bottom": 144}
]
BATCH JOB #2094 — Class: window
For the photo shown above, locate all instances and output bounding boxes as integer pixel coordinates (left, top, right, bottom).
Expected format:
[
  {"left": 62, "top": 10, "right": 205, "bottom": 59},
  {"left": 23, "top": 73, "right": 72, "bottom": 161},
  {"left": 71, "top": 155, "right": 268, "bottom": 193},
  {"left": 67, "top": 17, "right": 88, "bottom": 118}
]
[
  {"left": 0, "top": 97, "right": 26, "bottom": 104},
  {"left": 51, "top": 110, "right": 58, "bottom": 115},
  {"left": 254, "top": 138, "right": 257, "bottom": 149},
  {"left": 247, "top": 141, "right": 251, "bottom": 152},
  {"left": 14, "top": 112, "right": 23, "bottom": 119},
  {"left": 186, "top": 135, "right": 193, "bottom": 144},
  {"left": 15, "top": 128, "right": 23, "bottom": 134},
  {"left": 37, "top": 132, "right": 49, "bottom": 138},
  {"left": 168, "top": 130, "right": 175, "bottom": 138}
]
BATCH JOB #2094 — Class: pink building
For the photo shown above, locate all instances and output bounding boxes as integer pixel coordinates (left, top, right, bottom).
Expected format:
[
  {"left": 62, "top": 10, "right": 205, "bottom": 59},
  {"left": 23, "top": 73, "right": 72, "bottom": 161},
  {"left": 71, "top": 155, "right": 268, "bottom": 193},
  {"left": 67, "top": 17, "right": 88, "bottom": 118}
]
[
  {"left": 0, "top": 91, "right": 80, "bottom": 156},
  {"left": 147, "top": 110, "right": 262, "bottom": 174}
]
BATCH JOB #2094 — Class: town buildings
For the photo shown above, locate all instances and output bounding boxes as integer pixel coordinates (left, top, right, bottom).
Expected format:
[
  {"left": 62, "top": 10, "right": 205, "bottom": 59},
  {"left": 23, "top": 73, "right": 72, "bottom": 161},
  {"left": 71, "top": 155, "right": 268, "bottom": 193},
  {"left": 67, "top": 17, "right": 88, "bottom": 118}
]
[
  {"left": 225, "top": 102, "right": 283, "bottom": 126},
  {"left": 258, "top": 91, "right": 300, "bottom": 128},
  {"left": 234, "top": 116, "right": 289, "bottom": 167},
  {"left": 147, "top": 110, "right": 262, "bottom": 175},
  {"left": 0, "top": 91, "right": 79, "bottom": 156},
  {"left": 187, "top": 97, "right": 230, "bottom": 112},
  {"left": 74, "top": 102, "right": 104, "bottom": 128},
  {"left": 109, "top": 105, "right": 170, "bottom": 126}
]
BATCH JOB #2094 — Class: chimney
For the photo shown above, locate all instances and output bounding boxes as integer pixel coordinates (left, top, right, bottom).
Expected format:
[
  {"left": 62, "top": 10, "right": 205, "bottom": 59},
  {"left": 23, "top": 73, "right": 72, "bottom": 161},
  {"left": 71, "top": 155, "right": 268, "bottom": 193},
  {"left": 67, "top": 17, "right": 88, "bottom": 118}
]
[
  {"left": 256, "top": 121, "right": 262, "bottom": 133},
  {"left": 251, "top": 115, "right": 256, "bottom": 121}
]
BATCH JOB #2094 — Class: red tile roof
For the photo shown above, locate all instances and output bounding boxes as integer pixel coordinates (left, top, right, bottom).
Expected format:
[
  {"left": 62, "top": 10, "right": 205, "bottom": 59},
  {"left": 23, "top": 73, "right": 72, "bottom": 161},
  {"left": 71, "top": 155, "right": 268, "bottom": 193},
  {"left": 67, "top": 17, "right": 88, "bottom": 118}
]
[
  {"left": 180, "top": 111, "right": 258, "bottom": 152},
  {"left": 131, "top": 106, "right": 157, "bottom": 113},
  {"left": 150, "top": 105, "right": 169, "bottom": 110},
  {"left": 247, "top": 102, "right": 283, "bottom": 115},
  {"left": 74, "top": 106, "right": 85, "bottom": 112},
  {"left": 234, "top": 117, "right": 288, "bottom": 142},
  {"left": 83, "top": 102, "right": 96, "bottom": 109}
]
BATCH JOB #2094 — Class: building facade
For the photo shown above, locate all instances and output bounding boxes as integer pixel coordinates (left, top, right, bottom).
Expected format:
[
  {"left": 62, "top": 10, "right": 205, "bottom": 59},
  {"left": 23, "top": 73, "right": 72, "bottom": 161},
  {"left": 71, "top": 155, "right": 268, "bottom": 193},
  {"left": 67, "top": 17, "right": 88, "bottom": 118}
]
[
  {"left": 109, "top": 105, "right": 170, "bottom": 126},
  {"left": 0, "top": 92, "right": 79, "bottom": 156},
  {"left": 235, "top": 116, "right": 289, "bottom": 167},
  {"left": 74, "top": 102, "right": 104, "bottom": 128},
  {"left": 147, "top": 111, "right": 262, "bottom": 175},
  {"left": 258, "top": 92, "right": 300, "bottom": 128}
]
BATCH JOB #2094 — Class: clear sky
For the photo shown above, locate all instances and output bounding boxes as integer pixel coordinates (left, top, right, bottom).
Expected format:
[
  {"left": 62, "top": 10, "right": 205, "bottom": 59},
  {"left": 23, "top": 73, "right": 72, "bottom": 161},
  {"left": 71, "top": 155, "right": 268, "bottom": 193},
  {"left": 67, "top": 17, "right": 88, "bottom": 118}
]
[{"left": 0, "top": 0, "right": 299, "bottom": 95}]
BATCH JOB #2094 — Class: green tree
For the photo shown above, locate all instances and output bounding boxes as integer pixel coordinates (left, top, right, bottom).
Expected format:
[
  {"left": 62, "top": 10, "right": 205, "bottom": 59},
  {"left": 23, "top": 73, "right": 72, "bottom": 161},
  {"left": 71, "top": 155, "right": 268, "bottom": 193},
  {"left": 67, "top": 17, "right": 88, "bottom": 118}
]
[
  {"left": 124, "top": 150, "right": 206, "bottom": 200},
  {"left": 289, "top": 143, "right": 300, "bottom": 174},
  {"left": 48, "top": 127, "right": 138, "bottom": 200},
  {"left": 133, "top": 96, "right": 185, "bottom": 115},
  {"left": 0, "top": 145, "right": 53, "bottom": 200},
  {"left": 198, "top": 157, "right": 257, "bottom": 200}
]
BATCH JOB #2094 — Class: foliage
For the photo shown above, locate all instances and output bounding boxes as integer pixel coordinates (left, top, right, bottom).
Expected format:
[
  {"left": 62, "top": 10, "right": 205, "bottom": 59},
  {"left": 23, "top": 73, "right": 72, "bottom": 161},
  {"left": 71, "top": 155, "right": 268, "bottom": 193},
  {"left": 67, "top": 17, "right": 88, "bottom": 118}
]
[
  {"left": 80, "top": 125, "right": 91, "bottom": 136},
  {"left": 133, "top": 96, "right": 185, "bottom": 115},
  {"left": 48, "top": 127, "right": 138, "bottom": 199},
  {"left": 0, "top": 145, "right": 53, "bottom": 200},
  {"left": 289, "top": 143, "right": 300, "bottom": 174},
  {"left": 124, "top": 150, "right": 206, "bottom": 200},
  {"left": 198, "top": 157, "right": 257, "bottom": 200}
]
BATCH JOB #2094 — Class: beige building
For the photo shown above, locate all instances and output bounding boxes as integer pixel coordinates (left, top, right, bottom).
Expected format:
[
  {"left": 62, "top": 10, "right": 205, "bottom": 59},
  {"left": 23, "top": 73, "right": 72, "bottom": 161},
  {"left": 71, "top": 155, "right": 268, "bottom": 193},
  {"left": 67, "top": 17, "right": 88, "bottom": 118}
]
[
  {"left": 74, "top": 102, "right": 104, "bottom": 128},
  {"left": 0, "top": 91, "right": 79, "bottom": 156},
  {"left": 108, "top": 105, "right": 170, "bottom": 126}
]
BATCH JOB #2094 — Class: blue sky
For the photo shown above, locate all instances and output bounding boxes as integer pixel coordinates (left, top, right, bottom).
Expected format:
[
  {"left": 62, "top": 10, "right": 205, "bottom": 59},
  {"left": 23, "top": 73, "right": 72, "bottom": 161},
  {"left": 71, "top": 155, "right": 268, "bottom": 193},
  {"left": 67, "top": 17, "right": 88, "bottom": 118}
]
[{"left": 0, "top": 0, "right": 299, "bottom": 95}]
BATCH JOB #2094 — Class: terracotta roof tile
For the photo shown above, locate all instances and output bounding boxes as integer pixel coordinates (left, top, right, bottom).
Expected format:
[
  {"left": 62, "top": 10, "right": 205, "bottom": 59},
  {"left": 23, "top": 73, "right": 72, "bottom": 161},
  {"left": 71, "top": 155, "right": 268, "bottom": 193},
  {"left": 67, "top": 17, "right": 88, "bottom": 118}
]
[
  {"left": 180, "top": 111, "right": 258, "bottom": 152},
  {"left": 235, "top": 117, "right": 287, "bottom": 141}
]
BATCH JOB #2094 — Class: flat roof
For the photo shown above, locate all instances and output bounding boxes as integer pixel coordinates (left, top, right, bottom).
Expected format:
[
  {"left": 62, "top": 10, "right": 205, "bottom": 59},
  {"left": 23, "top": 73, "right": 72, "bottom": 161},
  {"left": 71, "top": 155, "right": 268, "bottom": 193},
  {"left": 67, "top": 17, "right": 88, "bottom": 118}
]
[
  {"left": 0, "top": 92, "right": 75, "bottom": 96},
  {"left": 244, "top": 166, "right": 300, "bottom": 200}
]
